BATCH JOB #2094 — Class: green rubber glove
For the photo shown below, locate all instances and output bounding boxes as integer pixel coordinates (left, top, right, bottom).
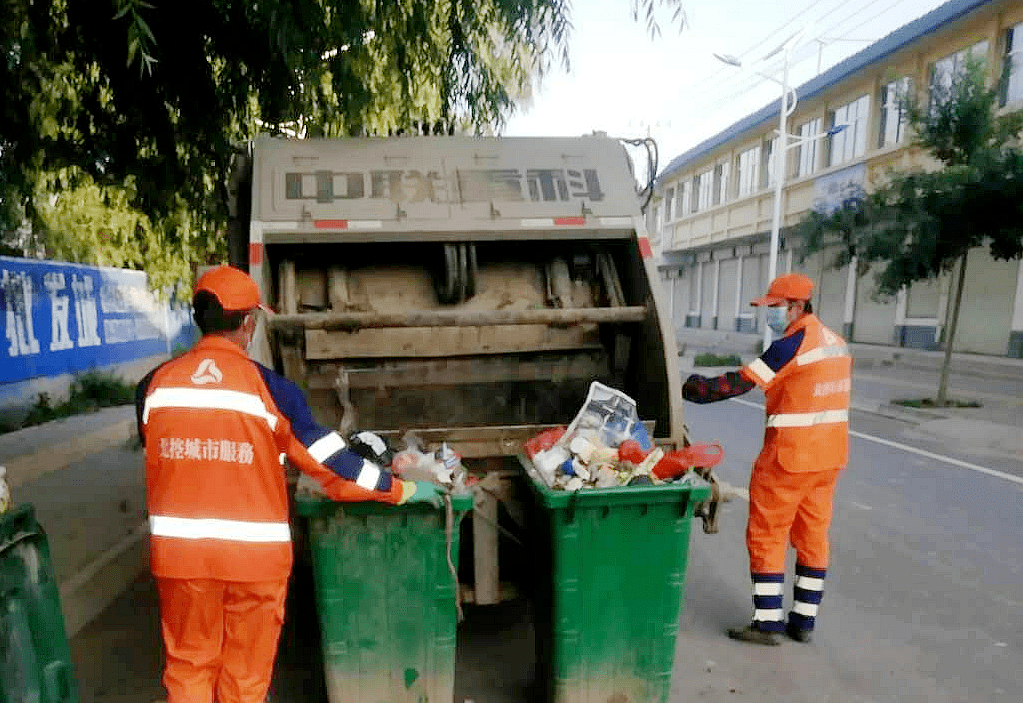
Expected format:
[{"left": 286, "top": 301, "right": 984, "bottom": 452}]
[{"left": 398, "top": 480, "right": 443, "bottom": 508}]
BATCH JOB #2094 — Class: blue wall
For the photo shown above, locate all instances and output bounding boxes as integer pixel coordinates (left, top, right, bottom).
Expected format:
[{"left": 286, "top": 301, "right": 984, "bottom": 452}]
[{"left": 1, "top": 257, "right": 196, "bottom": 394}]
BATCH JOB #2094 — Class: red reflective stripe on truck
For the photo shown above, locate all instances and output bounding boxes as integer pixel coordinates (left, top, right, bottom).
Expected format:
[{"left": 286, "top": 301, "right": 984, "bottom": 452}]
[
  {"left": 638, "top": 237, "right": 652, "bottom": 259},
  {"left": 249, "top": 243, "right": 263, "bottom": 265},
  {"left": 314, "top": 219, "right": 349, "bottom": 229},
  {"left": 554, "top": 217, "right": 586, "bottom": 226}
]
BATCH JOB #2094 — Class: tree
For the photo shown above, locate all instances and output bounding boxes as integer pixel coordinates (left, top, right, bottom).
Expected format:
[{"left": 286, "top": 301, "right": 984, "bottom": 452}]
[
  {"left": 797, "top": 57, "right": 1023, "bottom": 405},
  {"left": 1, "top": 0, "right": 686, "bottom": 289}
]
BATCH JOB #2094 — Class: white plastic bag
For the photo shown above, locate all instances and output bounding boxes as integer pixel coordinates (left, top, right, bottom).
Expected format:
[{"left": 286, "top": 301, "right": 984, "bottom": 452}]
[{"left": 558, "top": 381, "right": 652, "bottom": 451}]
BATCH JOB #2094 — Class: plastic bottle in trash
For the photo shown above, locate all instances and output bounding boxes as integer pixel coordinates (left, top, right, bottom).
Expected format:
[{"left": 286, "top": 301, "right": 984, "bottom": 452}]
[
  {"left": 0, "top": 466, "right": 10, "bottom": 515},
  {"left": 437, "top": 442, "right": 467, "bottom": 488},
  {"left": 436, "top": 442, "right": 462, "bottom": 473}
]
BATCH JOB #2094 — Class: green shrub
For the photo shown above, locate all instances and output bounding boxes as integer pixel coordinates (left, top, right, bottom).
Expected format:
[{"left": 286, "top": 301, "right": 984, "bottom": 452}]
[
  {"left": 892, "top": 397, "right": 981, "bottom": 409},
  {"left": 71, "top": 369, "right": 136, "bottom": 406},
  {"left": 1, "top": 370, "right": 137, "bottom": 435},
  {"left": 693, "top": 352, "right": 742, "bottom": 367}
]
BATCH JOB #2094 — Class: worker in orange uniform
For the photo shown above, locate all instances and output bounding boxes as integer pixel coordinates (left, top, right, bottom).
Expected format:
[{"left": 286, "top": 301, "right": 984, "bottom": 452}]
[
  {"left": 135, "top": 265, "right": 442, "bottom": 703},
  {"left": 681, "top": 273, "right": 851, "bottom": 645}
]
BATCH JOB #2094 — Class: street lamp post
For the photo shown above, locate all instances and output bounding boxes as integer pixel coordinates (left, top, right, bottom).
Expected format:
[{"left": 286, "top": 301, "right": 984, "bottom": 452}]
[{"left": 714, "top": 38, "right": 844, "bottom": 347}]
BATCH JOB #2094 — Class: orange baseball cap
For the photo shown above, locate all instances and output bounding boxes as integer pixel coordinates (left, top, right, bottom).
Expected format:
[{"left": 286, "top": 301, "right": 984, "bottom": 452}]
[
  {"left": 194, "top": 265, "right": 273, "bottom": 313},
  {"left": 751, "top": 272, "right": 814, "bottom": 306}
]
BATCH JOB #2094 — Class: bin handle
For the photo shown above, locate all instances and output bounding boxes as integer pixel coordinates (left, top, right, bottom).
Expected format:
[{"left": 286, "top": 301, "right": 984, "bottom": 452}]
[
  {"left": 566, "top": 489, "right": 579, "bottom": 524},
  {"left": 677, "top": 492, "right": 691, "bottom": 518}
]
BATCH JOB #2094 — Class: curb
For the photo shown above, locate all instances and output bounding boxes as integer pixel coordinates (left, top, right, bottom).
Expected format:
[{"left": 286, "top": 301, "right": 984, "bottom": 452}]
[
  {"left": 850, "top": 401, "right": 947, "bottom": 424},
  {"left": 677, "top": 331, "right": 1023, "bottom": 382},
  {"left": 680, "top": 362, "right": 959, "bottom": 426}
]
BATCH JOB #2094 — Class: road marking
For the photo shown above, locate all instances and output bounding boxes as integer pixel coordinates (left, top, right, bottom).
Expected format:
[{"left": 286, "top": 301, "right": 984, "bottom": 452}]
[
  {"left": 728, "top": 397, "right": 1023, "bottom": 488},
  {"left": 851, "top": 502, "right": 873, "bottom": 511},
  {"left": 718, "top": 480, "right": 749, "bottom": 502}
]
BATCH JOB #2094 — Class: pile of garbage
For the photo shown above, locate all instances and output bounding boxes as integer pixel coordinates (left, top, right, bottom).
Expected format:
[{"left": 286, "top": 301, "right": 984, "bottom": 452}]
[
  {"left": 387, "top": 433, "right": 468, "bottom": 490},
  {"left": 524, "top": 382, "right": 722, "bottom": 491},
  {"left": 295, "top": 429, "right": 468, "bottom": 500}
]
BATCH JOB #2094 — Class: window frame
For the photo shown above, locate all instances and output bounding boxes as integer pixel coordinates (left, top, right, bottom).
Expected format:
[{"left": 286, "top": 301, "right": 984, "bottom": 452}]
[
  {"left": 678, "top": 179, "right": 692, "bottom": 217},
  {"left": 762, "top": 135, "right": 778, "bottom": 189},
  {"left": 735, "top": 144, "right": 761, "bottom": 198},
  {"left": 713, "top": 161, "right": 730, "bottom": 206},
  {"left": 1003, "top": 23, "right": 1023, "bottom": 106},
  {"left": 930, "top": 40, "right": 990, "bottom": 104},
  {"left": 878, "top": 77, "right": 911, "bottom": 149},
  {"left": 794, "top": 117, "right": 823, "bottom": 178},
  {"left": 694, "top": 169, "right": 713, "bottom": 213},
  {"left": 827, "top": 94, "right": 871, "bottom": 167}
]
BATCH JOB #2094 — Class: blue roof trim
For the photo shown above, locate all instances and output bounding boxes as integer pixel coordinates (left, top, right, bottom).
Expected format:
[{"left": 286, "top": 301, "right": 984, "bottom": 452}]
[{"left": 657, "top": 0, "right": 995, "bottom": 184}]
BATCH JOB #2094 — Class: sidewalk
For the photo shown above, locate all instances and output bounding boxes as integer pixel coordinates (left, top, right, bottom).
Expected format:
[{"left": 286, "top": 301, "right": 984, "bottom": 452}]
[
  {"left": 0, "top": 406, "right": 147, "bottom": 637},
  {"left": 676, "top": 328, "right": 1023, "bottom": 461},
  {"left": 676, "top": 326, "right": 1023, "bottom": 381}
]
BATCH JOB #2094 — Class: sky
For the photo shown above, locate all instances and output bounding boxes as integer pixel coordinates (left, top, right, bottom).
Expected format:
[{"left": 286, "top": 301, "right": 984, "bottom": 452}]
[{"left": 501, "top": 0, "right": 954, "bottom": 179}]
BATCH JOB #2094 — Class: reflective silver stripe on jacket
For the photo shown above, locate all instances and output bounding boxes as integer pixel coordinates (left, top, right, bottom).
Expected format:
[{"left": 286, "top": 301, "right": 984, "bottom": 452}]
[
  {"left": 143, "top": 387, "right": 278, "bottom": 430},
  {"left": 796, "top": 344, "right": 849, "bottom": 366},
  {"left": 307, "top": 431, "right": 347, "bottom": 462},
  {"left": 766, "top": 409, "right": 849, "bottom": 428},
  {"left": 356, "top": 460, "right": 382, "bottom": 490},
  {"left": 149, "top": 515, "right": 291, "bottom": 542},
  {"left": 746, "top": 358, "right": 776, "bottom": 384}
]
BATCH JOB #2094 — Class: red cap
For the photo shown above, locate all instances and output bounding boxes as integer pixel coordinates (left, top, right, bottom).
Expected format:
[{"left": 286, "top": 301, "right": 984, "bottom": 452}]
[
  {"left": 750, "top": 273, "right": 814, "bottom": 307},
  {"left": 194, "top": 265, "right": 272, "bottom": 313}
]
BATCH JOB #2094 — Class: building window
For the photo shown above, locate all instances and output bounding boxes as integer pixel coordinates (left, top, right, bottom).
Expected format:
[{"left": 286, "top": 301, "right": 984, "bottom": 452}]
[
  {"left": 794, "top": 118, "right": 822, "bottom": 178},
  {"left": 931, "top": 41, "right": 989, "bottom": 101},
  {"left": 1004, "top": 23, "right": 1023, "bottom": 106},
  {"left": 694, "top": 170, "right": 713, "bottom": 212},
  {"left": 828, "top": 94, "right": 870, "bottom": 167},
  {"left": 713, "top": 161, "right": 730, "bottom": 205},
  {"left": 677, "top": 180, "right": 691, "bottom": 217},
  {"left": 688, "top": 262, "right": 701, "bottom": 319},
  {"left": 879, "top": 78, "right": 911, "bottom": 148},
  {"left": 763, "top": 135, "right": 779, "bottom": 188},
  {"left": 664, "top": 187, "right": 674, "bottom": 222},
  {"left": 735, "top": 145, "right": 761, "bottom": 197}
]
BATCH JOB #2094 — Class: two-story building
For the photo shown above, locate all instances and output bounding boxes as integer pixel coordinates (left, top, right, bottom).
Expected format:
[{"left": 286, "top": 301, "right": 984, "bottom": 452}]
[{"left": 652, "top": 0, "right": 1023, "bottom": 357}]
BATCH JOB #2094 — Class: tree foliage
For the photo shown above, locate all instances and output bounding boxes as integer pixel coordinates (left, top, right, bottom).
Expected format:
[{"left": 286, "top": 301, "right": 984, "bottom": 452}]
[
  {"left": 797, "top": 56, "right": 1023, "bottom": 399},
  {"left": 1, "top": 0, "right": 686, "bottom": 284},
  {"left": 798, "top": 58, "right": 1023, "bottom": 296}
]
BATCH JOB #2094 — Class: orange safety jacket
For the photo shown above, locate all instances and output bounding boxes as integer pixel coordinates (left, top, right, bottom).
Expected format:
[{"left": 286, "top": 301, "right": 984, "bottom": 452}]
[
  {"left": 140, "top": 336, "right": 403, "bottom": 582},
  {"left": 740, "top": 314, "right": 852, "bottom": 473}
]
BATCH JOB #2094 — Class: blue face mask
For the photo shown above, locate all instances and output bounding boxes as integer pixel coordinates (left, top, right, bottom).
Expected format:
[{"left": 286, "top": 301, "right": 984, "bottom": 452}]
[{"left": 765, "top": 306, "right": 789, "bottom": 334}]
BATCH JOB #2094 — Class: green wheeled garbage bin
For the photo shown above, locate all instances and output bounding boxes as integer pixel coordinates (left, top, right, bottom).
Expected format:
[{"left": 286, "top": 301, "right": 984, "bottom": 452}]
[
  {"left": 295, "top": 493, "right": 472, "bottom": 703},
  {"left": 1, "top": 503, "right": 79, "bottom": 703},
  {"left": 529, "top": 474, "right": 711, "bottom": 703}
]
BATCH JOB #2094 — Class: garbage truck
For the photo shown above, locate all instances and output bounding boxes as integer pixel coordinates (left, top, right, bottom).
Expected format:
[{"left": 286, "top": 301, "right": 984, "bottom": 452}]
[{"left": 226, "top": 133, "right": 718, "bottom": 608}]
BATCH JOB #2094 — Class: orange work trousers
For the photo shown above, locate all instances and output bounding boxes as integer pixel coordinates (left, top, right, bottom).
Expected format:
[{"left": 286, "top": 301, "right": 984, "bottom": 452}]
[
  {"left": 746, "top": 462, "right": 841, "bottom": 574},
  {"left": 155, "top": 577, "right": 289, "bottom": 703}
]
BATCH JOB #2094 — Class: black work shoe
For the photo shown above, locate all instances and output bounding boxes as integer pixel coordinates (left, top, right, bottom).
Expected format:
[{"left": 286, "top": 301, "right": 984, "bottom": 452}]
[
  {"left": 785, "top": 623, "right": 813, "bottom": 643},
  {"left": 727, "top": 624, "right": 781, "bottom": 646}
]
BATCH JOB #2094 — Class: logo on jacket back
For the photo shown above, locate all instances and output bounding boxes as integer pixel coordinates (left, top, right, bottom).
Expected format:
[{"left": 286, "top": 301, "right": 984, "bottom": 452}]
[{"left": 190, "top": 359, "right": 224, "bottom": 385}]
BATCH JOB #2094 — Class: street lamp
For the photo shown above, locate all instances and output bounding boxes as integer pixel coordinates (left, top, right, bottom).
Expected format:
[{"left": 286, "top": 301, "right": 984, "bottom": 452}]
[{"left": 714, "top": 37, "right": 846, "bottom": 347}]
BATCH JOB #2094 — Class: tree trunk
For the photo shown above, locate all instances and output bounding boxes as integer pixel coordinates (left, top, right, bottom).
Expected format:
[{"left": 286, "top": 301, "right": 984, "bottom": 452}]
[{"left": 937, "top": 250, "right": 969, "bottom": 405}]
